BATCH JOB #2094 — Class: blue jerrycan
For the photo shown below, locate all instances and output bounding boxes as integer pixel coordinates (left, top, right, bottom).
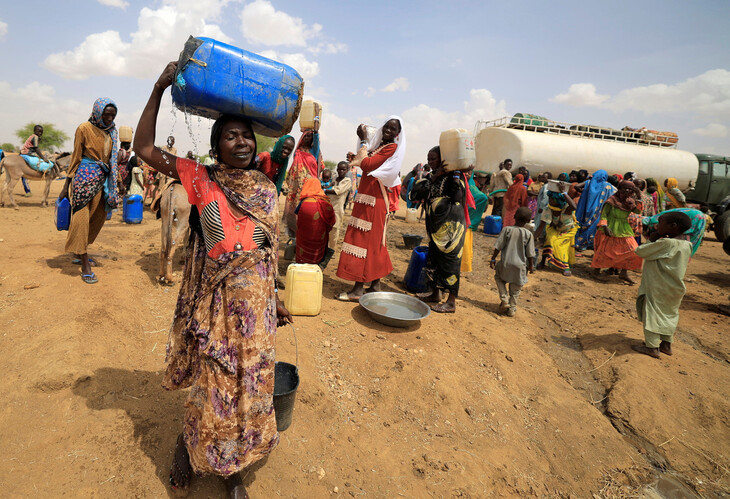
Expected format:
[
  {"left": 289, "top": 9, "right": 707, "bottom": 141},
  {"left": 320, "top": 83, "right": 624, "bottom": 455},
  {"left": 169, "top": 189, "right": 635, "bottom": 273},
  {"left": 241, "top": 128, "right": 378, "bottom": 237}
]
[{"left": 172, "top": 36, "right": 304, "bottom": 137}]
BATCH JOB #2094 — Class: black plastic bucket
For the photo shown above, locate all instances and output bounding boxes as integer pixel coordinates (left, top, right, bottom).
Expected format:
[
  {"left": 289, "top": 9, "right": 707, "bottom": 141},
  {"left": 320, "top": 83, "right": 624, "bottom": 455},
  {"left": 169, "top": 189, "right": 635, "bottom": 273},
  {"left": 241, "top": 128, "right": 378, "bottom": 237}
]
[
  {"left": 273, "top": 324, "right": 299, "bottom": 432},
  {"left": 402, "top": 233, "right": 423, "bottom": 250}
]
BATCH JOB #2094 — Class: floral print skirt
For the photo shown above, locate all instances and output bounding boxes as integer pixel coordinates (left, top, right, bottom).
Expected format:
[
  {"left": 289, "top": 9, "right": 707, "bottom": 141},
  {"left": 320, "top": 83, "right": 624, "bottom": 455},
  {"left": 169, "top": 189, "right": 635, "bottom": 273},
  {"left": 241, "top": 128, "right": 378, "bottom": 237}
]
[{"left": 162, "top": 237, "right": 279, "bottom": 476}]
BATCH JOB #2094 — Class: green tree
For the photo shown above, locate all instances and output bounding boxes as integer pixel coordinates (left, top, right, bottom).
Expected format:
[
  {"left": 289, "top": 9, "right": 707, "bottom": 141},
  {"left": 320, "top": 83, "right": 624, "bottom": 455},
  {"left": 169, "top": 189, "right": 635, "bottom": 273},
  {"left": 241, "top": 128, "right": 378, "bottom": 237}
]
[
  {"left": 1, "top": 142, "right": 16, "bottom": 152},
  {"left": 255, "top": 134, "right": 277, "bottom": 153},
  {"left": 323, "top": 160, "right": 337, "bottom": 170},
  {"left": 15, "top": 122, "right": 70, "bottom": 152}
]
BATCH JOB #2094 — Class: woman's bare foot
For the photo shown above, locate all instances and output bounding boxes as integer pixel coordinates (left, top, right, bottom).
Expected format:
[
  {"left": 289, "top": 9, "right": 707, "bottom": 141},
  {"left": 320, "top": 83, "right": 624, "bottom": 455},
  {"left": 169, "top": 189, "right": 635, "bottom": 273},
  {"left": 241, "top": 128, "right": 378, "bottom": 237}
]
[
  {"left": 365, "top": 279, "right": 381, "bottom": 293},
  {"left": 223, "top": 473, "right": 249, "bottom": 499},
  {"left": 431, "top": 301, "right": 455, "bottom": 313},
  {"left": 417, "top": 290, "right": 441, "bottom": 303},
  {"left": 169, "top": 434, "right": 192, "bottom": 496},
  {"left": 659, "top": 341, "right": 673, "bottom": 356},
  {"left": 632, "top": 344, "right": 660, "bottom": 359}
]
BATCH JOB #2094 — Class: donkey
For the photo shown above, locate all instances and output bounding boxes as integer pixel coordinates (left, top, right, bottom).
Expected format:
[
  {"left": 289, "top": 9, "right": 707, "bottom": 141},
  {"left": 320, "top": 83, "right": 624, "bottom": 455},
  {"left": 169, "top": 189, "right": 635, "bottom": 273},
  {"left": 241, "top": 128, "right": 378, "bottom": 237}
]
[
  {"left": 158, "top": 182, "right": 191, "bottom": 285},
  {"left": 0, "top": 152, "right": 71, "bottom": 208}
]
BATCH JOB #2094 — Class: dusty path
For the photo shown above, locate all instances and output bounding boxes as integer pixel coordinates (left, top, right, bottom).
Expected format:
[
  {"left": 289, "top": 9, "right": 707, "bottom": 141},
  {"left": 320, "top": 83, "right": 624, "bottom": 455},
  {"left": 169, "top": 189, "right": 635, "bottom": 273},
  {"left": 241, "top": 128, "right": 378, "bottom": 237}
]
[{"left": 0, "top": 181, "right": 728, "bottom": 497}]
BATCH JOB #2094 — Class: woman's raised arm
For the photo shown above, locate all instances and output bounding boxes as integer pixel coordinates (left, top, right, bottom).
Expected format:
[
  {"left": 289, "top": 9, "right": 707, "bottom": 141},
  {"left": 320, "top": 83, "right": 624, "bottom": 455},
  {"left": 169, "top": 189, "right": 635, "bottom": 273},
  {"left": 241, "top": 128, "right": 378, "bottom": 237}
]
[{"left": 134, "top": 61, "right": 181, "bottom": 180}]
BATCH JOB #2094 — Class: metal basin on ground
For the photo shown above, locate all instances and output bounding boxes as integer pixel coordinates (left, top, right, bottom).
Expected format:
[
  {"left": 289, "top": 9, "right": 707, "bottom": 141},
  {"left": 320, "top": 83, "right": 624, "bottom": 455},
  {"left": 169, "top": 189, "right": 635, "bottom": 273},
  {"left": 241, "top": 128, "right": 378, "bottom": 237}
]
[{"left": 358, "top": 292, "right": 430, "bottom": 328}]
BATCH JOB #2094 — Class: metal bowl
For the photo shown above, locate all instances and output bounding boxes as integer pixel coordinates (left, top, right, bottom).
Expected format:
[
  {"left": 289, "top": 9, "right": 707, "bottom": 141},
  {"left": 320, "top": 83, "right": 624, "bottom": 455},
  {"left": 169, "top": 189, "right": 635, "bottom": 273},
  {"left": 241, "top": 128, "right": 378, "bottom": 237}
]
[{"left": 358, "top": 292, "right": 430, "bottom": 328}]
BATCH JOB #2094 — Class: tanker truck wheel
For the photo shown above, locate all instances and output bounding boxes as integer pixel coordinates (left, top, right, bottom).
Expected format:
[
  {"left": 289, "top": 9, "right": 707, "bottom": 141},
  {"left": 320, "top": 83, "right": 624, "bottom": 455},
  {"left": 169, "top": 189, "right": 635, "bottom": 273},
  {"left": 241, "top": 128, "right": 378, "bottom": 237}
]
[{"left": 714, "top": 210, "right": 730, "bottom": 243}]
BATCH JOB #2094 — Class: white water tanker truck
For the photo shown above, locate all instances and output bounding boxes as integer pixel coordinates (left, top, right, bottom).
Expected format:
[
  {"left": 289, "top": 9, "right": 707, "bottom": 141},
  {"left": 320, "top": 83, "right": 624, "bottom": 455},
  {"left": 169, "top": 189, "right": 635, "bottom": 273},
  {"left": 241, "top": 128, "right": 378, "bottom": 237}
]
[{"left": 474, "top": 116, "right": 730, "bottom": 244}]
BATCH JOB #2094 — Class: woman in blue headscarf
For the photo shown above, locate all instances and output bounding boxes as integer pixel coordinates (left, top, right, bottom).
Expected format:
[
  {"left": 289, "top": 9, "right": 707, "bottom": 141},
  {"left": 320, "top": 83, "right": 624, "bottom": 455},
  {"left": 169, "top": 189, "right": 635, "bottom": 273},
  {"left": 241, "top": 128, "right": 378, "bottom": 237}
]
[
  {"left": 574, "top": 170, "right": 616, "bottom": 251},
  {"left": 59, "top": 97, "right": 121, "bottom": 283},
  {"left": 643, "top": 207, "right": 707, "bottom": 256}
]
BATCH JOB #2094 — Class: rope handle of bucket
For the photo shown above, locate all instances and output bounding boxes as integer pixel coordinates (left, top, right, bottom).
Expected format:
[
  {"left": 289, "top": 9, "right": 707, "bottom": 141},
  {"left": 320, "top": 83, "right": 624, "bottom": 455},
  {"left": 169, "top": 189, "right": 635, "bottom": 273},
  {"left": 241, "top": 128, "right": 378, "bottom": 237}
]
[{"left": 286, "top": 323, "right": 298, "bottom": 374}]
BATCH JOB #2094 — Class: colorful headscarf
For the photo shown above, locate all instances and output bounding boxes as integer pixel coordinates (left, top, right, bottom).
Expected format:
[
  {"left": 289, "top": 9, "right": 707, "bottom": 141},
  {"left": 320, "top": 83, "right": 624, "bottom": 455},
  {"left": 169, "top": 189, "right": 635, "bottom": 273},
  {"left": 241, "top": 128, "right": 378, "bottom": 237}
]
[
  {"left": 557, "top": 173, "right": 569, "bottom": 182},
  {"left": 575, "top": 169, "right": 610, "bottom": 222},
  {"left": 299, "top": 131, "right": 321, "bottom": 167},
  {"left": 664, "top": 177, "right": 686, "bottom": 208},
  {"left": 89, "top": 97, "right": 120, "bottom": 210},
  {"left": 643, "top": 208, "right": 706, "bottom": 256},
  {"left": 646, "top": 178, "right": 666, "bottom": 213},
  {"left": 271, "top": 135, "right": 294, "bottom": 193},
  {"left": 547, "top": 190, "right": 568, "bottom": 208},
  {"left": 606, "top": 180, "right": 640, "bottom": 212}
]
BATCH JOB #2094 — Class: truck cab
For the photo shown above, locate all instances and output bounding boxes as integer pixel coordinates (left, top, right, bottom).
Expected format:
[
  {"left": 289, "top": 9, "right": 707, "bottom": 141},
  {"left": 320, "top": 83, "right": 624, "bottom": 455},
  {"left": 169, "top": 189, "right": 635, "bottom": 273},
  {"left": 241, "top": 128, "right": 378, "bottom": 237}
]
[
  {"left": 686, "top": 154, "right": 730, "bottom": 243},
  {"left": 686, "top": 154, "right": 730, "bottom": 211}
]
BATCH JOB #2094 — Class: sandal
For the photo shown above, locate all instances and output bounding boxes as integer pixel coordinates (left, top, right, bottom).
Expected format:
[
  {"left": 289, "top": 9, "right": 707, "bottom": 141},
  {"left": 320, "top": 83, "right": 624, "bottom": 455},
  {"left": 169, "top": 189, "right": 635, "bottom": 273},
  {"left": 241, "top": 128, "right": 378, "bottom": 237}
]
[
  {"left": 81, "top": 273, "right": 98, "bottom": 284},
  {"left": 337, "top": 291, "right": 362, "bottom": 302}
]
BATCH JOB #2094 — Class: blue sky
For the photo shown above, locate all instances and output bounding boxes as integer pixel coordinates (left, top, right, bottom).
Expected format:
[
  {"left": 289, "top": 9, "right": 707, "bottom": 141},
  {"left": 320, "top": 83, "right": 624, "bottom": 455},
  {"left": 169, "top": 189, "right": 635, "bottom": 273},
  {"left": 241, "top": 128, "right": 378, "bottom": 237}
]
[{"left": 1, "top": 0, "right": 728, "bottom": 171}]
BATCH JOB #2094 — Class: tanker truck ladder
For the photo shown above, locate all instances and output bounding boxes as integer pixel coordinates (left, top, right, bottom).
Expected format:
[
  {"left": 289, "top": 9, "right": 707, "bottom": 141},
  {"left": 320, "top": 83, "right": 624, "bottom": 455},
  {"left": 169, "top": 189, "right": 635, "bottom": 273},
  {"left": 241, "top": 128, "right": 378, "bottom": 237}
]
[{"left": 473, "top": 117, "right": 679, "bottom": 149}]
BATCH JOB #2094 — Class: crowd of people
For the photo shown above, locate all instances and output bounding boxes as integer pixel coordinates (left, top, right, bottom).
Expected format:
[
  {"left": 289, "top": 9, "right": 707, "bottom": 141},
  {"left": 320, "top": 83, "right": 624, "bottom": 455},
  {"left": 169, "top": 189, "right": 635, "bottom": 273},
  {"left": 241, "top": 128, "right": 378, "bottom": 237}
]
[{"left": 43, "top": 58, "right": 709, "bottom": 498}]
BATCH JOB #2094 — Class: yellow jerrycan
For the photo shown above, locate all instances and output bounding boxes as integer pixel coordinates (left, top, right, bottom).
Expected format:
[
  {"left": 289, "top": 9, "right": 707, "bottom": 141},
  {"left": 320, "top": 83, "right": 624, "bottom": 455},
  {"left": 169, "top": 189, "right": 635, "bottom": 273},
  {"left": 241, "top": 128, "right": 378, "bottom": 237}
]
[
  {"left": 299, "top": 99, "right": 323, "bottom": 130},
  {"left": 284, "top": 263, "right": 323, "bottom": 316}
]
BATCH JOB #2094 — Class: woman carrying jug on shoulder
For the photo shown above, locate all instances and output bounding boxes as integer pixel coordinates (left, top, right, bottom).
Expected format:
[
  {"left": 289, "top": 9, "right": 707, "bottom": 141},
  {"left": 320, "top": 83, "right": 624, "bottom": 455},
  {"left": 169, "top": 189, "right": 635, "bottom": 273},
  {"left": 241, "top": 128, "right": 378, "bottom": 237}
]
[{"left": 337, "top": 118, "right": 406, "bottom": 301}]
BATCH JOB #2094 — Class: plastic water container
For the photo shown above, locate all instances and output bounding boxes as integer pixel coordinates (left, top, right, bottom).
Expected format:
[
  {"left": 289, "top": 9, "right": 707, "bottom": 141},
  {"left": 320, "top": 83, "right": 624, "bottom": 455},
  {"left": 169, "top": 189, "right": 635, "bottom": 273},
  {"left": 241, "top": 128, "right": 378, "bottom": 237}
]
[
  {"left": 440, "top": 128, "right": 475, "bottom": 172},
  {"left": 123, "top": 194, "right": 143, "bottom": 224},
  {"left": 54, "top": 198, "right": 71, "bottom": 231},
  {"left": 405, "top": 207, "right": 418, "bottom": 224},
  {"left": 483, "top": 215, "right": 502, "bottom": 235},
  {"left": 284, "top": 264, "right": 323, "bottom": 316},
  {"left": 403, "top": 245, "right": 429, "bottom": 293},
  {"left": 299, "top": 99, "right": 322, "bottom": 130},
  {"left": 119, "top": 126, "right": 133, "bottom": 143},
  {"left": 171, "top": 36, "right": 304, "bottom": 138}
]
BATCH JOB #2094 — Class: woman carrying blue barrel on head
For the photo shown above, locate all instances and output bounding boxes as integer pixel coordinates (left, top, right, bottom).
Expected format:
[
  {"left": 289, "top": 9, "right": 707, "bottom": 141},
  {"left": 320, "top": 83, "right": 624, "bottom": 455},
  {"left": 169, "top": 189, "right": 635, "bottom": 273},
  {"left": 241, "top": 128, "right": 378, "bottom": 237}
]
[{"left": 135, "top": 61, "right": 293, "bottom": 499}]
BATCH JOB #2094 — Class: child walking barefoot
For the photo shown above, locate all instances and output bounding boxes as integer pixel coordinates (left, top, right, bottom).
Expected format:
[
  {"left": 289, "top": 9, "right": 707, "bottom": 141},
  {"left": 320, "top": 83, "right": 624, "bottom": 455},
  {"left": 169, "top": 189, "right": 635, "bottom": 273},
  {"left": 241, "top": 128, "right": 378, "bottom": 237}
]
[
  {"left": 490, "top": 207, "right": 535, "bottom": 317},
  {"left": 632, "top": 211, "right": 693, "bottom": 358}
]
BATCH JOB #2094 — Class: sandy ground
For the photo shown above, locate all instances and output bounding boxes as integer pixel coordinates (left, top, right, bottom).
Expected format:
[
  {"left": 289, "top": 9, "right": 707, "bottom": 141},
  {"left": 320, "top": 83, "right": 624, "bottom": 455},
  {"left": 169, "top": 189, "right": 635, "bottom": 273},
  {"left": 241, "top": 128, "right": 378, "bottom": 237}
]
[{"left": 1, "top": 179, "right": 729, "bottom": 498}]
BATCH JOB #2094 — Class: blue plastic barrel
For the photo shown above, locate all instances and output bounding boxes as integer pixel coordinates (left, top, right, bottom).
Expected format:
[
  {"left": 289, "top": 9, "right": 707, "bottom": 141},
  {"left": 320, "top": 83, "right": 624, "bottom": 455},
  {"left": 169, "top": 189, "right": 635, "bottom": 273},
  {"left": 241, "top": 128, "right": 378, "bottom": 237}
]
[
  {"left": 483, "top": 215, "right": 502, "bottom": 235},
  {"left": 172, "top": 36, "right": 304, "bottom": 138},
  {"left": 404, "top": 245, "right": 429, "bottom": 293},
  {"left": 55, "top": 198, "right": 71, "bottom": 231},
  {"left": 123, "top": 194, "right": 143, "bottom": 224}
]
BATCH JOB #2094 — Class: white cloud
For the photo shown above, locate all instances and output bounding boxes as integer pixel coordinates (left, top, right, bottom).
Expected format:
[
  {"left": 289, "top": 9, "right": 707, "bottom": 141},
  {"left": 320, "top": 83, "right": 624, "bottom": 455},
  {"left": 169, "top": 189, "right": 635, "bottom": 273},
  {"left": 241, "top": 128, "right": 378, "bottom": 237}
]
[
  {"left": 610, "top": 69, "right": 730, "bottom": 117},
  {"left": 43, "top": 0, "right": 232, "bottom": 80},
  {"left": 691, "top": 123, "right": 728, "bottom": 138},
  {"left": 364, "top": 87, "right": 376, "bottom": 97},
  {"left": 240, "top": 0, "right": 321, "bottom": 47},
  {"left": 0, "top": 19, "right": 8, "bottom": 40},
  {"left": 0, "top": 81, "right": 83, "bottom": 150},
  {"left": 307, "top": 42, "right": 348, "bottom": 55},
  {"left": 400, "top": 88, "right": 506, "bottom": 170},
  {"left": 98, "top": 0, "right": 129, "bottom": 8},
  {"left": 550, "top": 83, "right": 609, "bottom": 107},
  {"left": 382, "top": 77, "right": 410, "bottom": 93},
  {"left": 551, "top": 70, "right": 730, "bottom": 120},
  {"left": 259, "top": 50, "right": 319, "bottom": 81},
  {"left": 44, "top": 31, "right": 131, "bottom": 80}
]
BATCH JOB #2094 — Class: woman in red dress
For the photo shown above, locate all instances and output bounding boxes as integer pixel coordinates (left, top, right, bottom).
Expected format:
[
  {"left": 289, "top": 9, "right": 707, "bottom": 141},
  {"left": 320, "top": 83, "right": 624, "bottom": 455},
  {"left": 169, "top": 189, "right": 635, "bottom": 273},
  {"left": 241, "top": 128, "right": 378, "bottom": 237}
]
[
  {"left": 337, "top": 117, "right": 406, "bottom": 301},
  {"left": 502, "top": 174, "right": 528, "bottom": 226},
  {"left": 283, "top": 130, "right": 323, "bottom": 237},
  {"left": 296, "top": 178, "right": 336, "bottom": 264}
]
